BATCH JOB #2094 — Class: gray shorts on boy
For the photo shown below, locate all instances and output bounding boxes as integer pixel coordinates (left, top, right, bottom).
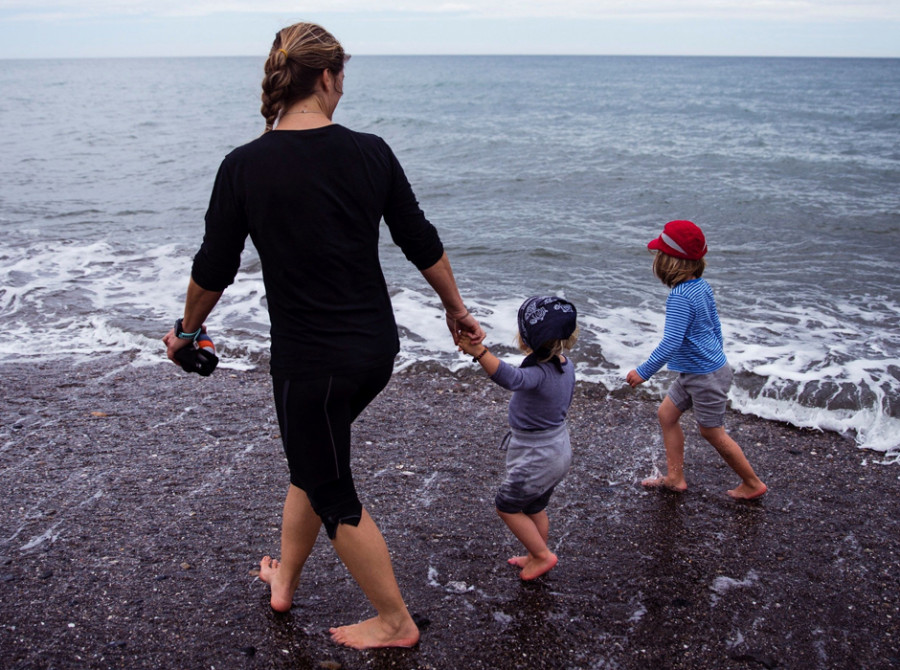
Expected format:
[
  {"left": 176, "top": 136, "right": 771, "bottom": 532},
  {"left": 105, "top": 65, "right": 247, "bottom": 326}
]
[{"left": 667, "top": 363, "right": 734, "bottom": 428}]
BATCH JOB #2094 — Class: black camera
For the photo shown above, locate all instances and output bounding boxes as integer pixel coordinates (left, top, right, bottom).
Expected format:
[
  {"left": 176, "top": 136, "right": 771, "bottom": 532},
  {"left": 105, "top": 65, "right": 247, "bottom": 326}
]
[{"left": 174, "top": 333, "right": 219, "bottom": 376}]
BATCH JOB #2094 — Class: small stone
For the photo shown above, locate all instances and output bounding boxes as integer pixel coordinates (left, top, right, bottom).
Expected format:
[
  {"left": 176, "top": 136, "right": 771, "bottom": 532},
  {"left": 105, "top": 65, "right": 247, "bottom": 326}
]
[
  {"left": 412, "top": 613, "right": 432, "bottom": 629},
  {"left": 730, "top": 651, "right": 778, "bottom": 668}
]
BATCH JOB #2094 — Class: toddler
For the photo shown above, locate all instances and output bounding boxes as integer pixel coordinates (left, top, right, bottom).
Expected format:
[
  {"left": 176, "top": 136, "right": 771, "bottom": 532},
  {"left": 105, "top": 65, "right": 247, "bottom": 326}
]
[{"left": 459, "top": 296, "right": 578, "bottom": 580}]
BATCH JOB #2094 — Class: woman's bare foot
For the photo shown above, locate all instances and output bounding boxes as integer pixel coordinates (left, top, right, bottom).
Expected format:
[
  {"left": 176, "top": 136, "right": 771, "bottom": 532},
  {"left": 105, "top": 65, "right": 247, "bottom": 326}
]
[
  {"left": 258, "top": 555, "right": 298, "bottom": 613},
  {"left": 727, "top": 482, "right": 768, "bottom": 500},
  {"left": 329, "top": 614, "right": 420, "bottom": 650},
  {"left": 641, "top": 476, "right": 687, "bottom": 492},
  {"left": 519, "top": 552, "right": 558, "bottom": 581},
  {"left": 507, "top": 555, "right": 529, "bottom": 568}
]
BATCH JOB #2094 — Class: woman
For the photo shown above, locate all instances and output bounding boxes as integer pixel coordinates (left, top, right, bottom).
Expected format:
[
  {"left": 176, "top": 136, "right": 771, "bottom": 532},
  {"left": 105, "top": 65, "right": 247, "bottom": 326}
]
[{"left": 163, "top": 22, "right": 484, "bottom": 650}]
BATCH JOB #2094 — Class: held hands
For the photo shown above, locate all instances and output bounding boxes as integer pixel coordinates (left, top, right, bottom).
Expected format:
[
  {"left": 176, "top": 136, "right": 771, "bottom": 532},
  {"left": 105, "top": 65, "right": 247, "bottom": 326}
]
[
  {"left": 626, "top": 369, "right": 646, "bottom": 388},
  {"left": 457, "top": 333, "right": 482, "bottom": 357},
  {"left": 445, "top": 310, "right": 485, "bottom": 346}
]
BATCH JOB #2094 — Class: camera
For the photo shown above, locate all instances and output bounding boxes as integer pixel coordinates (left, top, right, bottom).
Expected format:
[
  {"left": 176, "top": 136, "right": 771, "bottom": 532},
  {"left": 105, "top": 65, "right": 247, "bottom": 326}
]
[{"left": 174, "top": 333, "right": 219, "bottom": 376}]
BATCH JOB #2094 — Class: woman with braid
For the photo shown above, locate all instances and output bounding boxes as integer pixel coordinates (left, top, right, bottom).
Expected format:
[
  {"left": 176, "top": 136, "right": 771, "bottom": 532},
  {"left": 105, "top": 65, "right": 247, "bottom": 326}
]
[{"left": 163, "top": 22, "right": 484, "bottom": 649}]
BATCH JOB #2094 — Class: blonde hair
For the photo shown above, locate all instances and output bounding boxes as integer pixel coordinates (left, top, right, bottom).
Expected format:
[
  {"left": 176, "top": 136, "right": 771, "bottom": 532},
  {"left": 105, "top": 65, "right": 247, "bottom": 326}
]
[
  {"left": 260, "top": 23, "right": 348, "bottom": 132},
  {"left": 517, "top": 327, "right": 579, "bottom": 363},
  {"left": 652, "top": 250, "right": 706, "bottom": 288}
]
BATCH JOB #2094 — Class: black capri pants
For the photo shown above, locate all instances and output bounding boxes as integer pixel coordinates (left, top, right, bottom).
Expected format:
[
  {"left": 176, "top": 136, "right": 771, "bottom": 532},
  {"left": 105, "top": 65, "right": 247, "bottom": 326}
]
[{"left": 272, "top": 359, "right": 393, "bottom": 538}]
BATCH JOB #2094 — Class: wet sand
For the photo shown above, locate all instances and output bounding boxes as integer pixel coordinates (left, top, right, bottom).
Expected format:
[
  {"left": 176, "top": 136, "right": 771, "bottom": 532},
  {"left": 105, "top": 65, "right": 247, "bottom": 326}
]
[{"left": 1, "top": 357, "right": 898, "bottom": 669}]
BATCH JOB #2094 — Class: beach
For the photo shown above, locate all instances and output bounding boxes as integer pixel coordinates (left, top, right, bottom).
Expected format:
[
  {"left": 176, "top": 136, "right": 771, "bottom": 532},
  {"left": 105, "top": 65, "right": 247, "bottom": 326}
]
[{"left": 1, "top": 357, "right": 898, "bottom": 669}]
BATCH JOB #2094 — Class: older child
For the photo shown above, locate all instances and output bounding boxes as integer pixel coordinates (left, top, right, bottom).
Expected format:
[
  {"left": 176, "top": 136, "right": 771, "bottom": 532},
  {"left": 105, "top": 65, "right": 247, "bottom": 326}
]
[
  {"left": 459, "top": 296, "right": 578, "bottom": 580},
  {"left": 626, "top": 220, "right": 767, "bottom": 500}
]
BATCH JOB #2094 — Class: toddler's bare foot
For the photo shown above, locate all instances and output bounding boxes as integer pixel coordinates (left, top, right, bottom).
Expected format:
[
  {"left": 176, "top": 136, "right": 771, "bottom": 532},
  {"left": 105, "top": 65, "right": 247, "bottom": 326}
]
[
  {"left": 329, "top": 614, "right": 420, "bottom": 650},
  {"left": 258, "top": 555, "right": 297, "bottom": 613},
  {"left": 507, "top": 555, "right": 529, "bottom": 568},
  {"left": 641, "top": 476, "right": 687, "bottom": 493},
  {"left": 519, "top": 553, "right": 558, "bottom": 581},
  {"left": 727, "top": 482, "right": 768, "bottom": 500}
]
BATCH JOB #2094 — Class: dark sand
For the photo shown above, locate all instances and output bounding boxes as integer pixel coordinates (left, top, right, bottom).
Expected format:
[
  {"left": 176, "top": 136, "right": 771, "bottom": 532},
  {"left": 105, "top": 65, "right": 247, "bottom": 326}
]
[{"left": 1, "top": 357, "right": 898, "bottom": 669}]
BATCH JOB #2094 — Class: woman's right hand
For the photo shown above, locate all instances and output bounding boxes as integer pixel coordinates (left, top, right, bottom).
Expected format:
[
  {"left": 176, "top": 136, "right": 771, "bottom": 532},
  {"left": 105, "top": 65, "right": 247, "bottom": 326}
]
[{"left": 163, "top": 327, "right": 194, "bottom": 364}]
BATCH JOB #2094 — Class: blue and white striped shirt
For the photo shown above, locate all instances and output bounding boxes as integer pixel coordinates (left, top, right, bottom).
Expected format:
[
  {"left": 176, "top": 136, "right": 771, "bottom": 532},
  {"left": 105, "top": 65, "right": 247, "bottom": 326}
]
[{"left": 636, "top": 278, "right": 727, "bottom": 380}]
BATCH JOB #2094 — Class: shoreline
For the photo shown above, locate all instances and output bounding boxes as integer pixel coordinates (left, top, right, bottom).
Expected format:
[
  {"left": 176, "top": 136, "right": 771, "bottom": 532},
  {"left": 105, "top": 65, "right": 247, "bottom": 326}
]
[{"left": 1, "top": 357, "right": 898, "bottom": 669}]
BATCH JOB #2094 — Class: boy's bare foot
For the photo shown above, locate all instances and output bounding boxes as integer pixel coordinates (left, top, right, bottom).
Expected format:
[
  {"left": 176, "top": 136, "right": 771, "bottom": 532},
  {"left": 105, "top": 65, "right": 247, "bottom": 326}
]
[
  {"left": 727, "top": 482, "right": 768, "bottom": 500},
  {"left": 258, "top": 555, "right": 297, "bottom": 613},
  {"left": 519, "top": 553, "right": 558, "bottom": 581},
  {"left": 507, "top": 555, "right": 529, "bottom": 568},
  {"left": 641, "top": 476, "right": 687, "bottom": 492},
  {"left": 329, "top": 614, "right": 420, "bottom": 650}
]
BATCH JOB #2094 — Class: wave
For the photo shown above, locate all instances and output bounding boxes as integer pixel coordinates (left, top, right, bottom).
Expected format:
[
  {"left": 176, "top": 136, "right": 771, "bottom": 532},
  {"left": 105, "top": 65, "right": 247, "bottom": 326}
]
[{"left": 4, "top": 238, "right": 895, "bottom": 462}]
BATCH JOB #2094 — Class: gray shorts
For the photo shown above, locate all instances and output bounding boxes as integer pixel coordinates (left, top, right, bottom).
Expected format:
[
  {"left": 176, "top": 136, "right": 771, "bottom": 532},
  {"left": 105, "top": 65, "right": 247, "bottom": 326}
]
[
  {"left": 667, "top": 363, "right": 733, "bottom": 428},
  {"left": 495, "top": 423, "right": 572, "bottom": 515}
]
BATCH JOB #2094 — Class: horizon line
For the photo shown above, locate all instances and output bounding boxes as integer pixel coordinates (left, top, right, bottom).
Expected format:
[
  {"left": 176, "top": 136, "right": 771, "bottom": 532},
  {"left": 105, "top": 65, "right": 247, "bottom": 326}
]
[{"left": 3, "top": 52, "right": 898, "bottom": 61}]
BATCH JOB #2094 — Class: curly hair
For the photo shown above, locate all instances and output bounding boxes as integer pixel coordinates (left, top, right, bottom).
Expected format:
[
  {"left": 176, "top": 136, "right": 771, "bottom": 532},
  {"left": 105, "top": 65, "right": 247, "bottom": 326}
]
[{"left": 260, "top": 23, "right": 348, "bottom": 132}]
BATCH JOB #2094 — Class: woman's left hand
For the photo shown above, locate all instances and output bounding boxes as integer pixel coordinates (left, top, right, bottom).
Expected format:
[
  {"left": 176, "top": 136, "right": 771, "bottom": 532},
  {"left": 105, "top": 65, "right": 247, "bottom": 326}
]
[{"left": 446, "top": 311, "right": 485, "bottom": 346}]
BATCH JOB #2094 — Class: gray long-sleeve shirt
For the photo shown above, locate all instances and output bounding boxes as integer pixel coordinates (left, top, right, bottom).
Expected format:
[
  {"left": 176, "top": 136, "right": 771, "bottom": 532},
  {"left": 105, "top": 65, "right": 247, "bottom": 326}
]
[{"left": 490, "top": 357, "right": 575, "bottom": 431}]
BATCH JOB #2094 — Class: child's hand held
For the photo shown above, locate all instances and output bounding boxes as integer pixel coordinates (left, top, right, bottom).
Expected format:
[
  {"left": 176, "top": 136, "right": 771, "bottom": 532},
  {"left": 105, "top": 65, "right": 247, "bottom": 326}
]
[
  {"left": 458, "top": 334, "right": 478, "bottom": 355},
  {"left": 626, "top": 369, "right": 645, "bottom": 388}
]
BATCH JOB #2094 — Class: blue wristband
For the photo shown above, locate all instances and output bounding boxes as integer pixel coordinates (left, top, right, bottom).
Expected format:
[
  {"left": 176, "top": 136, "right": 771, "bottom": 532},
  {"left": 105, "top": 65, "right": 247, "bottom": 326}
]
[{"left": 175, "top": 318, "right": 201, "bottom": 342}]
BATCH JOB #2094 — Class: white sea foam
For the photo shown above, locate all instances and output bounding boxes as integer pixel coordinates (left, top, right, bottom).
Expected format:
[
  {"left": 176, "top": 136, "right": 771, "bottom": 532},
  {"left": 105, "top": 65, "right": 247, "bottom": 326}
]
[
  {"left": 19, "top": 521, "right": 63, "bottom": 551},
  {"left": 1, "top": 238, "right": 898, "bottom": 461},
  {"left": 710, "top": 570, "right": 760, "bottom": 606}
]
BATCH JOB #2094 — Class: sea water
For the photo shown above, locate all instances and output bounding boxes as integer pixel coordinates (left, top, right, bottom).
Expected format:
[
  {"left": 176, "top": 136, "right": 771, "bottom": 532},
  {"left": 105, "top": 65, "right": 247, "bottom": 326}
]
[{"left": 0, "top": 56, "right": 898, "bottom": 460}]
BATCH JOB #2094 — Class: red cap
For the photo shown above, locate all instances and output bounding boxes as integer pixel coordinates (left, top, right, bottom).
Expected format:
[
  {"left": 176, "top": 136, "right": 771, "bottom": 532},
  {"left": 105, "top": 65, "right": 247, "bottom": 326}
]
[{"left": 648, "top": 220, "right": 707, "bottom": 260}]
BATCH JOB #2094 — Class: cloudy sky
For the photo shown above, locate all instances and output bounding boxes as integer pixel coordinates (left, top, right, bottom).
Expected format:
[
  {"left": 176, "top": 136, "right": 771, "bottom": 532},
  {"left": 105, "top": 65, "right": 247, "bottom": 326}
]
[{"left": 1, "top": 1, "right": 898, "bottom": 59}]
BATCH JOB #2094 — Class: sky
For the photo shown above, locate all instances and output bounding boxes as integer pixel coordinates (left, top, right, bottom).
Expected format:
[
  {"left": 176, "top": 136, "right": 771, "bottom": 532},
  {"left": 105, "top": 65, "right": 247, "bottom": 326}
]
[{"left": 1, "top": 1, "right": 898, "bottom": 59}]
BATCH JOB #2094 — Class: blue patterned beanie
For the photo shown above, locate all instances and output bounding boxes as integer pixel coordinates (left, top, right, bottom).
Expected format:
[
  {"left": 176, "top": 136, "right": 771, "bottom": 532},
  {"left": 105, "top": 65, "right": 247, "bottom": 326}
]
[{"left": 517, "top": 296, "right": 577, "bottom": 351}]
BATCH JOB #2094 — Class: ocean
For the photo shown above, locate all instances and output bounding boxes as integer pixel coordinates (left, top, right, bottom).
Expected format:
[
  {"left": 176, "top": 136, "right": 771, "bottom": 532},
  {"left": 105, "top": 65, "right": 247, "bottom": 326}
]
[{"left": 1, "top": 55, "right": 898, "bottom": 461}]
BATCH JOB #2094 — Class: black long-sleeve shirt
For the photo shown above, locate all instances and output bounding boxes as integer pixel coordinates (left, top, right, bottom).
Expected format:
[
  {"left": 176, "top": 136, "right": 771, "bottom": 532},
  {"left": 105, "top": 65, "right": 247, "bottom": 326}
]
[{"left": 191, "top": 124, "right": 444, "bottom": 377}]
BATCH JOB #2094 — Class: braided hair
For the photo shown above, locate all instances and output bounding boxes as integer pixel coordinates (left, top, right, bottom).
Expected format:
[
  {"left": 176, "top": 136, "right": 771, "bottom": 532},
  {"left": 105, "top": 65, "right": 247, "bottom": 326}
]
[{"left": 260, "top": 23, "right": 348, "bottom": 132}]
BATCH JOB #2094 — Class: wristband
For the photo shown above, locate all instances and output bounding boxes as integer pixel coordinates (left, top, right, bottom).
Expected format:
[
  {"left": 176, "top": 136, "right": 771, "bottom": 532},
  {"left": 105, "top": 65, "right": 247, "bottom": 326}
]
[
  {"left": 473, "top": 347, "right": 489, "bottom": 363},
  {"left": 174, "top": 318, "right": 202, "bottom": 342}
]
